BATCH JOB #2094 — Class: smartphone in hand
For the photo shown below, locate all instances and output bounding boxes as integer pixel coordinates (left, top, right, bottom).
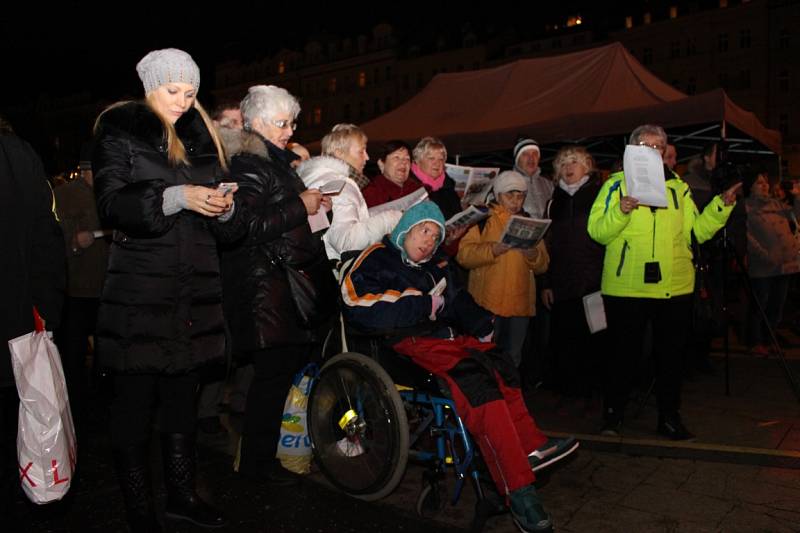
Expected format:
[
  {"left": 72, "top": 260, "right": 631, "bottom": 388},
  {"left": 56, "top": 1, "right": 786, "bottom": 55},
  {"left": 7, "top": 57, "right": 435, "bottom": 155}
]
[{"left": 217, "top": 182, "right": 237, "bottom": 195}]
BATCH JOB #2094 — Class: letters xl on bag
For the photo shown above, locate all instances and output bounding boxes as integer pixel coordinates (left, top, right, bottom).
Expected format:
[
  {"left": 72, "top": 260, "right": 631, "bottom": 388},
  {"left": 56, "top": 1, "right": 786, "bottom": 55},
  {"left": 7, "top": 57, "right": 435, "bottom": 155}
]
[{"left": 9, "top": 308, "right": 77, "bottom": 504}]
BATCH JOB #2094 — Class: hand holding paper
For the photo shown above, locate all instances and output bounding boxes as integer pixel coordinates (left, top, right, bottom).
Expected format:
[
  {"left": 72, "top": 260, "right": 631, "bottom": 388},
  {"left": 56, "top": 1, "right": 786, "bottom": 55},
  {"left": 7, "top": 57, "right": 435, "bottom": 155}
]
[{"left": 623, "top": 145, "right": 667, "bottom": 208}]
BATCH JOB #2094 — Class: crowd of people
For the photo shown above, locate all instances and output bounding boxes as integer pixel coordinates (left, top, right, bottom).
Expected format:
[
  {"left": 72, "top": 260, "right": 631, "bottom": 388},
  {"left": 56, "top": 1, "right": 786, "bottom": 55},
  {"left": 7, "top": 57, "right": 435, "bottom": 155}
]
[{"left": 4, "top": 47, "right": 796, "bottom": 533}]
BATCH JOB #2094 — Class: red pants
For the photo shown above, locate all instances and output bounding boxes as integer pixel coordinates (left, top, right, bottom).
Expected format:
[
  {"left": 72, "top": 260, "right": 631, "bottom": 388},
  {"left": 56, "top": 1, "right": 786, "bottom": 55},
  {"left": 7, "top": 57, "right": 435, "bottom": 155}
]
[{"left": 393, "top": 335, "right": 546, "bottom": 493}]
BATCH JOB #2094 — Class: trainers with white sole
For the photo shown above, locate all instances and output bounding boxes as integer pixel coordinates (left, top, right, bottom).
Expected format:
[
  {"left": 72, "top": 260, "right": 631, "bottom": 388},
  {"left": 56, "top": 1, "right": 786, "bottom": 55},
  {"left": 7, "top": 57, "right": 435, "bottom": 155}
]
[{"left": 528, "top": 436, "right": 579, "bottom": 472}]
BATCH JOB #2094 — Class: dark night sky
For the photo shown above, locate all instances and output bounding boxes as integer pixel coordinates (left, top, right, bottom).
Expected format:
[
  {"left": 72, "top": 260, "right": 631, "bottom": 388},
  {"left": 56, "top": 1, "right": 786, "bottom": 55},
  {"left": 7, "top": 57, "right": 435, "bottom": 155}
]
[{"left": 0, "top": 2, "right": 645, "bottom": 106}]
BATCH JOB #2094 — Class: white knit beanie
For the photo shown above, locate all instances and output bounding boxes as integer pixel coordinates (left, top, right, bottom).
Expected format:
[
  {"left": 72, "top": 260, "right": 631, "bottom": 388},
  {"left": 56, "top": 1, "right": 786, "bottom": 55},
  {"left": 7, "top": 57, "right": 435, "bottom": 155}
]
[
  {"left": 136, "top": 48, "right": 200, "bottom": 94},
  {"left": 493, "top": 170, "right": 528, "bottom": 195}
]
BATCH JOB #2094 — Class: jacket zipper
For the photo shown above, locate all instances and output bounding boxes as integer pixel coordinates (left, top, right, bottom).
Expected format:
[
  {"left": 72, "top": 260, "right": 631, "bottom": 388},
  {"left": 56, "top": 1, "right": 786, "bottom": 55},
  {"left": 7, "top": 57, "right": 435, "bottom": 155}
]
[
  {"left": 651, "top": 208, "right": 657, "bottom": 258},
  {"left": 616, "top": 240, "right": 628, "bottom": 276}
]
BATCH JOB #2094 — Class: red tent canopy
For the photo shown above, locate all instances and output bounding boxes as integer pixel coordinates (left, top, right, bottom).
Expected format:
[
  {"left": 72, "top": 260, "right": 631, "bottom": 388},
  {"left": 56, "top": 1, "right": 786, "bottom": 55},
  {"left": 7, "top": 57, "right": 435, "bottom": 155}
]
[{"left": 359, "top": 42, "right": 781, "bottom": 155}]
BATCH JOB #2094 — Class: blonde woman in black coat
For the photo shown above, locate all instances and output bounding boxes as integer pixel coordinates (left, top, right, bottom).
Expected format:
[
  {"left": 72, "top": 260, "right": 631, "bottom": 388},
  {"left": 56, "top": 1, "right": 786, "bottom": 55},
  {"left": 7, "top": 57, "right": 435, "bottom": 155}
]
[{"left": 93, "top": 48, "right": 241, "bottom": 532}]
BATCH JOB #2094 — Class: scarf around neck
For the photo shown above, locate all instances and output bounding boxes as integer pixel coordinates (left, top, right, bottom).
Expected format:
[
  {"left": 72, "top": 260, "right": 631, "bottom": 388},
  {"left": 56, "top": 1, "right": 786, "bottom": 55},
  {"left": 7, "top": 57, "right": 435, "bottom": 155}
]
[
  {"left": 412, "top": 163, "right": 445, "bottom": 192},
  {"left": 346, "top": 162, "right": 370, "bottom": 190},
  {"left": 559, "top": 175, "right": 590, "bottom": 196}
]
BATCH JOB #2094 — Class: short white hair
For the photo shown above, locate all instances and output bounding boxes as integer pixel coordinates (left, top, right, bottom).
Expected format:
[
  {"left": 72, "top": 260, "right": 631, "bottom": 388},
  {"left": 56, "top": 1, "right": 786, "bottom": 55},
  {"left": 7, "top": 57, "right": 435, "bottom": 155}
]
[
  {"left": 240, "top": 85, "right": 300, "bottom": 130},
  {"left": 629, "top": 124, "right": 667, "bottom": 146},
  {"left": 412, "top": 136, "right": 447, "bottom": 163}
]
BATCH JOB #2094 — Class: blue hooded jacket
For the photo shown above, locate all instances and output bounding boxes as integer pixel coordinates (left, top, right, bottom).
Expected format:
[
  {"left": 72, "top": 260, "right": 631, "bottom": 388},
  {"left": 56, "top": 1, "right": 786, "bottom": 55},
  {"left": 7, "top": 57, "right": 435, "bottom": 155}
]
[{"left": 342, "top": 201, "right": 492, "bottom": 336}]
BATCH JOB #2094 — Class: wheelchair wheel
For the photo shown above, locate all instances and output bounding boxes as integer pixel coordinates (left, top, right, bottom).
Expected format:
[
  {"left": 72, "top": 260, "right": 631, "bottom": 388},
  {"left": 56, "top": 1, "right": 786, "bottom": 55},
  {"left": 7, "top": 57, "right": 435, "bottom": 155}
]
[
  {"left": 308, "top": 352, "right": 409, "bottom": 501},
  {"left": 416, "top": 481, "right": 446, "bottom": 518}
]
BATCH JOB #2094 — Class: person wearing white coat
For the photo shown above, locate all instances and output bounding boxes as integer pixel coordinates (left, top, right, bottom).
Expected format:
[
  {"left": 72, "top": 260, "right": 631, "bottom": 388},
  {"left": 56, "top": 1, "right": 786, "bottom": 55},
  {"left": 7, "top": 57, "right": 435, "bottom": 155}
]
[{"left": 297, "top": 124, "right": 401, "bottom": 260}]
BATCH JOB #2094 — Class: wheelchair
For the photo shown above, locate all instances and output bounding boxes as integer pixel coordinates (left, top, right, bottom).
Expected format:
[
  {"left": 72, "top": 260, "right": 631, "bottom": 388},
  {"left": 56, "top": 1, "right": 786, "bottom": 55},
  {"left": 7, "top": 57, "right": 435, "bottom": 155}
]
[{"left": 307, "top": 318, "right": 503, "bottom": 529}]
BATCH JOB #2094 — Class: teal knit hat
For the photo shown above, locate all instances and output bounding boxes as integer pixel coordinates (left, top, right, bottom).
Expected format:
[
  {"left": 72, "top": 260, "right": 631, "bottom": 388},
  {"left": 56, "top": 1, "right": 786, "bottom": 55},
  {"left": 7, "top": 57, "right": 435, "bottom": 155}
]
[{"left": 390, "top": 201, "right": 446, "bottom": 263}]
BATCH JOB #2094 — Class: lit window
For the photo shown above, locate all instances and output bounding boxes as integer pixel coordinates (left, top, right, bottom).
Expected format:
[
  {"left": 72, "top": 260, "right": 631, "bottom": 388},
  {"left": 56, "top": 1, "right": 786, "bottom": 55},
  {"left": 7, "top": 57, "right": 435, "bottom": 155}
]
[
  {"left": 314, "top": 107, "right": 322, "bottom": 125},
  {"left": 358, "top": 71, "right": 366, "bottom": 88},
  {"left": 670, "top": 6, "right": 678, "bottom": 18},
  {"left": 328, "top": 77, "right": 337, "bottom": 94},
  {"left": 644, "top": 12, "right": 651, "bottom": 24},
  {"left": 625, "top": 16, "right": 633, "bottom": 29},
  {"left": 278, "top": 61, "right": 285, "bottom": 74}
]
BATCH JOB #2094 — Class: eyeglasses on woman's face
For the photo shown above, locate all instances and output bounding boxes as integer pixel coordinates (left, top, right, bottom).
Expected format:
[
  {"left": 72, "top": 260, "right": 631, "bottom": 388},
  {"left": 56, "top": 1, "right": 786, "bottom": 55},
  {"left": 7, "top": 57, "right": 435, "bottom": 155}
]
[{"left": 270, "top": 118, "right": 297, "bottom": 131}]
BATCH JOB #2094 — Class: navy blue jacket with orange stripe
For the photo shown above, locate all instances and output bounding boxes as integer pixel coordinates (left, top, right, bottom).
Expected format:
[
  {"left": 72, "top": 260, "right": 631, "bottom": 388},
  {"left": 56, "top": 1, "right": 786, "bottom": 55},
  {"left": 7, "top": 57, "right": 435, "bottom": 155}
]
[{"left": 341, "top": 236, "right": 494, "bottom": 338}]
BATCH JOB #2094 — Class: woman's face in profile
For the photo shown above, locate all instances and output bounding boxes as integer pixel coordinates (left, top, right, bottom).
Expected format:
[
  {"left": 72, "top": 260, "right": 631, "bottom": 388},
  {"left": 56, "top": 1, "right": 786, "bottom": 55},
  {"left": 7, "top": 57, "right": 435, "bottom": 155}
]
[{"left": 149, "top": 82, "right": 196, "bottom": 124}]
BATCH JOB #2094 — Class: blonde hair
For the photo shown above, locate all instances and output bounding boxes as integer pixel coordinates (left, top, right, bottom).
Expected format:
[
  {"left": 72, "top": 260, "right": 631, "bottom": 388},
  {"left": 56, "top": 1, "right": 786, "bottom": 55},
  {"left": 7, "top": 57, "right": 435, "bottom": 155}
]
[
  {"left": 553, "top": 145, "right": 594, "bottom": 180},
  {"left": 412, "top": 136, "right": 447, "bottom": 163},
  {"left": 321, "top": 123, "right": 367, "bottom": 157},
  {"left": 95, "top": 98, "right": 227, "bottom": 170}
]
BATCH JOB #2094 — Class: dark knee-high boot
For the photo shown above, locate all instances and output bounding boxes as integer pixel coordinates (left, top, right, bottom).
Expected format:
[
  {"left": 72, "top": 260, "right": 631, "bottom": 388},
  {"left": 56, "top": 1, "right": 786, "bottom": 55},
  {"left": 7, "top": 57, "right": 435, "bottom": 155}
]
[
  {"left": 113, "top": 443, "right": 162, "bottom": 533},
  {"left": 161, "top": 433, "right": 226, "bottom": 529}
]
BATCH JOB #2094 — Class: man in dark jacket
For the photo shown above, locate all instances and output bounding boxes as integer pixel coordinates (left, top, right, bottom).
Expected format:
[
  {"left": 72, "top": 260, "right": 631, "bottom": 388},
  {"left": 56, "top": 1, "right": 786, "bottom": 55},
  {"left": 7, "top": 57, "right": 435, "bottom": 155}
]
[
  {"left": 0, "top": 116, "right": 65, "bottom": 524},
  {"left": 53, "top": 146, "right": 109, "bottom": 429},
  {"left": 342, "top": 201, "right": 578, "bottom": 533}
]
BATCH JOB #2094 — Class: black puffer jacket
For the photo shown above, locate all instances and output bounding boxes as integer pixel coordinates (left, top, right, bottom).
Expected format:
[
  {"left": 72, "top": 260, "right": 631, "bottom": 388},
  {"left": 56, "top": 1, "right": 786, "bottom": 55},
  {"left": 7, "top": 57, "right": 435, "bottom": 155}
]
[
  {"left": 542, "top": 179, "right": 604, "bottom": 302},
  {"left": 92, "top": 102, "right": 243, "bottom": 374},
  {"left": 220, "top": 130, "right": 324, "bottom": 354},
  {"left": 417, "top": 174, "right": 462, "bottom": 221}
]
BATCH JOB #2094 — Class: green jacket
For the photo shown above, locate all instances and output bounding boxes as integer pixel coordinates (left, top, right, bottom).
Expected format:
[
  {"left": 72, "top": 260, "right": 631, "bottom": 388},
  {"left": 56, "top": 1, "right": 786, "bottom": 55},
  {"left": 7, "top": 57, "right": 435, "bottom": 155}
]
[{"left": 587, "top": 170, "right": 733, "bottom": 299}]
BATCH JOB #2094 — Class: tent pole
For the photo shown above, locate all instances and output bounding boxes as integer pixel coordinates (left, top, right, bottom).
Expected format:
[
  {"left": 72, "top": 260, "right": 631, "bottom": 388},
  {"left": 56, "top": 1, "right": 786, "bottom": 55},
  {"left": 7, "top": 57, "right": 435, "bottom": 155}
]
[{"left": 720, "top": 119, "right": 731, "bottom": 398}]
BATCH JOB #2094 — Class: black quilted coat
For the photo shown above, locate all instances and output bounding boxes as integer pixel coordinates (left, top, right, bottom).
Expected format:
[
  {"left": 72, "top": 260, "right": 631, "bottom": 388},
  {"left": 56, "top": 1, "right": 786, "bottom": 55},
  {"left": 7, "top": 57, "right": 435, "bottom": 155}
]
[
  {"left": 220, "top": 130, "right": 325, "bottom": 355},
  {"left": 92, "top": 102, "right": 243, "bottom": 374}
]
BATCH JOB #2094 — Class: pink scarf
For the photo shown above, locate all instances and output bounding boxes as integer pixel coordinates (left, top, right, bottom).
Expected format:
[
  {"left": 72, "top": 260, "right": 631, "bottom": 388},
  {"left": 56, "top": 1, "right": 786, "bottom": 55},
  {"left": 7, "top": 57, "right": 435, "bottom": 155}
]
[{"left": 412, "top": 163, "right": 445, "bottom": 192}]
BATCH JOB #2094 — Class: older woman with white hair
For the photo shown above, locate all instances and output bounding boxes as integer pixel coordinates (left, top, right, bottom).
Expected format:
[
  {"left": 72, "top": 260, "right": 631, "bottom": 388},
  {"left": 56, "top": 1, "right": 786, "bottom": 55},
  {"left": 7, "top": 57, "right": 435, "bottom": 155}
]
[
  {"left": 588, "top": 124, "right": 740, "bottom": 441},
  {"left": 298, "top": 123, "right": 401, "bottom": 260},
  {"left": 410, "top": 136, "right": 469, "bottom": 253},
  {"left": 220, "top": 85, "right": 331, "bottom": 486}
]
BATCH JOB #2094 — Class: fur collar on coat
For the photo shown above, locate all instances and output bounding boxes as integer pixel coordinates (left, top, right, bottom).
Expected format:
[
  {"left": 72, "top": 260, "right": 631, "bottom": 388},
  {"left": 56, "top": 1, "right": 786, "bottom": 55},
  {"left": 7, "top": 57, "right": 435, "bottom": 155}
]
[
  {"left": 219, "top": 128, "right": 272, "bottom": 162},
  {"left": 95, "top": 101, "right": 215, "bottom": 155}
]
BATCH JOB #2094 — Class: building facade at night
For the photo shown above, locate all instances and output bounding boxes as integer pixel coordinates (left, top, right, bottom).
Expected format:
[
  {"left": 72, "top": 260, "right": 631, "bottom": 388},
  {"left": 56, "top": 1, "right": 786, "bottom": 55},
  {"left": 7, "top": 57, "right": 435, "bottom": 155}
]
[{"left": 213, "top": 0, "right": 799, "bottom": 174}]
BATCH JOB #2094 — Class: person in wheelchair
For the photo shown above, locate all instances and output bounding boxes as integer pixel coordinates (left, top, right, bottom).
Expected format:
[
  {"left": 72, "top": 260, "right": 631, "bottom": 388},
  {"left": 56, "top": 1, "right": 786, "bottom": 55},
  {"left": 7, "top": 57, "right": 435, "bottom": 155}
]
[{"left": 341, "top": 201, "right": 578, "bottom": 533}]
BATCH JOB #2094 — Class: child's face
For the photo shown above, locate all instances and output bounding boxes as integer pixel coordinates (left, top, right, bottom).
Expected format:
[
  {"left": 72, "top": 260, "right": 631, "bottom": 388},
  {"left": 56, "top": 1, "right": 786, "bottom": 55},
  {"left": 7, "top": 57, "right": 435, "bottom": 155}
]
[
  {"left": 497, "top": 191, "right": 526, "bottom": 215},
  {"left": 403, "top": 221, "right": 441, "bottom": 263}
]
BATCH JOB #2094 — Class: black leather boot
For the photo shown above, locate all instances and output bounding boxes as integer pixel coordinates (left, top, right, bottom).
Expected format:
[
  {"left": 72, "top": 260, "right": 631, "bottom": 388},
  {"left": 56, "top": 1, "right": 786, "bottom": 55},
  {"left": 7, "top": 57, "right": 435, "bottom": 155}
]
[
  {"left": 161, "top": 433, "right": 227, "bottom": 528},
  {"left": 113, "top": 444, "right": 162, "bottom": 533}
]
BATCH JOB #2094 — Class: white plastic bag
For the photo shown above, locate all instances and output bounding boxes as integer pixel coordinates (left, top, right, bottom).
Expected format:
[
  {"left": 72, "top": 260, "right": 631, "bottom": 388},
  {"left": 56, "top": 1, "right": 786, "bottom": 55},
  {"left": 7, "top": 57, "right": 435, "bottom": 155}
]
[
  {"left": 8, "top": 310, "right": 77, "bottom": 504},
  {"left": 276, "top": 364, "right": 316, "bottom": 474}
]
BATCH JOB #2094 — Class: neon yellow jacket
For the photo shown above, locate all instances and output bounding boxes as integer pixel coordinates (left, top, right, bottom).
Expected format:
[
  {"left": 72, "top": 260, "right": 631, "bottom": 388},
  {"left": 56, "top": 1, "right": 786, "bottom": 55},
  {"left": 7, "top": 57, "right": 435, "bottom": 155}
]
[{"left": 587, "top": 170, "right": 733, "bottom": 299}]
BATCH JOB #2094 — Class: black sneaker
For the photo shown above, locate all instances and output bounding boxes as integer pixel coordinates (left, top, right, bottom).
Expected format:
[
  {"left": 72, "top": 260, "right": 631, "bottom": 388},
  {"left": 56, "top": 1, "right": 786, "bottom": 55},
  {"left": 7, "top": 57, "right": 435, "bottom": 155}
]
[
  {"left": 599, "top": 408, "right": 622, "bottom": 437},
  {"left": 599, "top": 419, "right": 622, "bottom": 437},
  {"left": 528, "top": 437, "right": 579, "bottom": 472},
  {"left": 657, "top": 417, "right": 696, "bottom": 441}
]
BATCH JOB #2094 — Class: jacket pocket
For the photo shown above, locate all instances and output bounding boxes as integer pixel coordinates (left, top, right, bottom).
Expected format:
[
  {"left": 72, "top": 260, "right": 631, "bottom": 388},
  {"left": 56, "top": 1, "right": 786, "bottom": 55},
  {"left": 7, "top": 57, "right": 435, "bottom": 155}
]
[{"left": 616, "top": 240, "right": 629, "bottom": 277}]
